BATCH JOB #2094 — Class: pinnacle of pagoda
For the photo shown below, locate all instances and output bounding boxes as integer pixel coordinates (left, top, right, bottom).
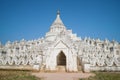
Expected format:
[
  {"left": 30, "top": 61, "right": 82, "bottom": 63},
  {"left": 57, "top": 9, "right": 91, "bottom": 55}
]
[{"left": 50, "top": 10, "right": 66, "bottom": 32}]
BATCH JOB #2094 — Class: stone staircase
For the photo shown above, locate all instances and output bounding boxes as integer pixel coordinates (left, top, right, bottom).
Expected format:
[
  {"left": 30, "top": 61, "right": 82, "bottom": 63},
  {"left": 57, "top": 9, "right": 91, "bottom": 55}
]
[
  {"left": 78, "top": 66, "right": 82, "bottom": 71},
  {"left": 56, "top": 66, "right": 66, "bottom": 72}
]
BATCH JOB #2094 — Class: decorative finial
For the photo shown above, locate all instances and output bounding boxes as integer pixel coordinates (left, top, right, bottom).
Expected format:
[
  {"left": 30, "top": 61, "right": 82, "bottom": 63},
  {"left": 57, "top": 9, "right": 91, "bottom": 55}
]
[{"left": 57, "top": 10, "right": 60, "bottom": 15}]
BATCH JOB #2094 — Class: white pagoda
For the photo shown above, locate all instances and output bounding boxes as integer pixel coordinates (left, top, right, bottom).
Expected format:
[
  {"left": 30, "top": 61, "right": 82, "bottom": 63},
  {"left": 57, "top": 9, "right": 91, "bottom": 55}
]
[{"left": 0, "top": 11, "right": 120, "bottom": 72}]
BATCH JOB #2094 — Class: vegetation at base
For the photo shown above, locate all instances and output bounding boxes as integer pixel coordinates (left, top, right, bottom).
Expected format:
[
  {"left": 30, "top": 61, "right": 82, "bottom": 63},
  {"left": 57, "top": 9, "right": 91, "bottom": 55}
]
[
  {"left": 0, "top": 70, "right": 41, "bottom": 80},
  {"left": 80, "top": 72, "right": 120, "bottom": 80}
]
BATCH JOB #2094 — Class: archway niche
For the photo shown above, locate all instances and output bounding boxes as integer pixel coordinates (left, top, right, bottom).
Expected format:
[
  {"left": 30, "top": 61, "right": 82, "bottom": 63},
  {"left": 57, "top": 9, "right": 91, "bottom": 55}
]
[{"left": 57, "top": 51, "right": 66, "bottom": 66}]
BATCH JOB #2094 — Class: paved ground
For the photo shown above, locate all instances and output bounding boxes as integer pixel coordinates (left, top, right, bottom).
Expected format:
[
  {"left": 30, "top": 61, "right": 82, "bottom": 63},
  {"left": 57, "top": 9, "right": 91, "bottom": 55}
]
[{"left": 32, "top": 72, "right": 95, "bottom": 80}]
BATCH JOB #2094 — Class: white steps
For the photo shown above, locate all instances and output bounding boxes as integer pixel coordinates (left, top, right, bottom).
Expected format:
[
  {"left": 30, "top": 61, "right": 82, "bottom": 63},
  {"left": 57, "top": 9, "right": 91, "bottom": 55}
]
[{"left": 56, "top": 66, "right": 66, "bottom": 72}]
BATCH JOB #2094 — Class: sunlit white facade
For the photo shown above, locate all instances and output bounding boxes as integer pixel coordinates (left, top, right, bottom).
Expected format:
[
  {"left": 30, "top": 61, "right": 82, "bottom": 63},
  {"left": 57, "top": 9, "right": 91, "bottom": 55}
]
[{"left": 0, "top": 11, "right": 120, "bottom": 72}]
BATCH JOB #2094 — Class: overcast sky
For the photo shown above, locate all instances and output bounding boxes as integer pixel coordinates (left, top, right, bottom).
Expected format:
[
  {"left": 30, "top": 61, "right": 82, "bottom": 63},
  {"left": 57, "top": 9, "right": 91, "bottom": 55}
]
[{"left": 0, "top": 0, "right": 120, "bottom": 44}]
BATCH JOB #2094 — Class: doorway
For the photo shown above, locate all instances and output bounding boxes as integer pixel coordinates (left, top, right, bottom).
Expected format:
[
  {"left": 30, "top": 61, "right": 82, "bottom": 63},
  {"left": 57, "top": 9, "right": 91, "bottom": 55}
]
[{"left": 57, "top": 51, "right": 66, "bottom": 65}]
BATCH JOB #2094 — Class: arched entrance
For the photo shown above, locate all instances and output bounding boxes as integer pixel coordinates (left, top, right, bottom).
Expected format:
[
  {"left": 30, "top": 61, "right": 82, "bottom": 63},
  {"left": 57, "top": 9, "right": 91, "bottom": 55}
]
[
  {"left": 57, "top": 51, "right": 66, "bottom": 72},
  {"left": 57, "top": 51, "right": 66, "bottom": 65}
]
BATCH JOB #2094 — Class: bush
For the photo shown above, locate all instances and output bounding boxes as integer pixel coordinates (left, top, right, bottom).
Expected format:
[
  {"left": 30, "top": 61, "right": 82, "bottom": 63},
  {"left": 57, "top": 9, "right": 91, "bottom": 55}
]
[
  {"left": 80, "top": 72, "right": 120, "bottom": 80},
  {"left": 0, "top": 70, "right": 41, "bottom": 80}
]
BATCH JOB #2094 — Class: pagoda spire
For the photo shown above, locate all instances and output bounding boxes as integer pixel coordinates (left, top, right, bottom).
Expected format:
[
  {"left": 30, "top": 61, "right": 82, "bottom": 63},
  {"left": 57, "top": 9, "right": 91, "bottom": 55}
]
[
  {"left": 52, "top": 10, "right": 64, "bottom": 26},
  {"left": 49, "top": 10, "right": 66, "bottom": 32},
  {"left": 45, "top": 10, "right": 67, "bottom": 41}
]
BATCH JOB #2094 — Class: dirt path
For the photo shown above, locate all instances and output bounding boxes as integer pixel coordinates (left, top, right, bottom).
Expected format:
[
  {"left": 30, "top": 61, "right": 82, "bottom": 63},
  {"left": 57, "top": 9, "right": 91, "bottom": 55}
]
[{"left": 32, "top": 72, "right": 95, "bottom": 80}]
